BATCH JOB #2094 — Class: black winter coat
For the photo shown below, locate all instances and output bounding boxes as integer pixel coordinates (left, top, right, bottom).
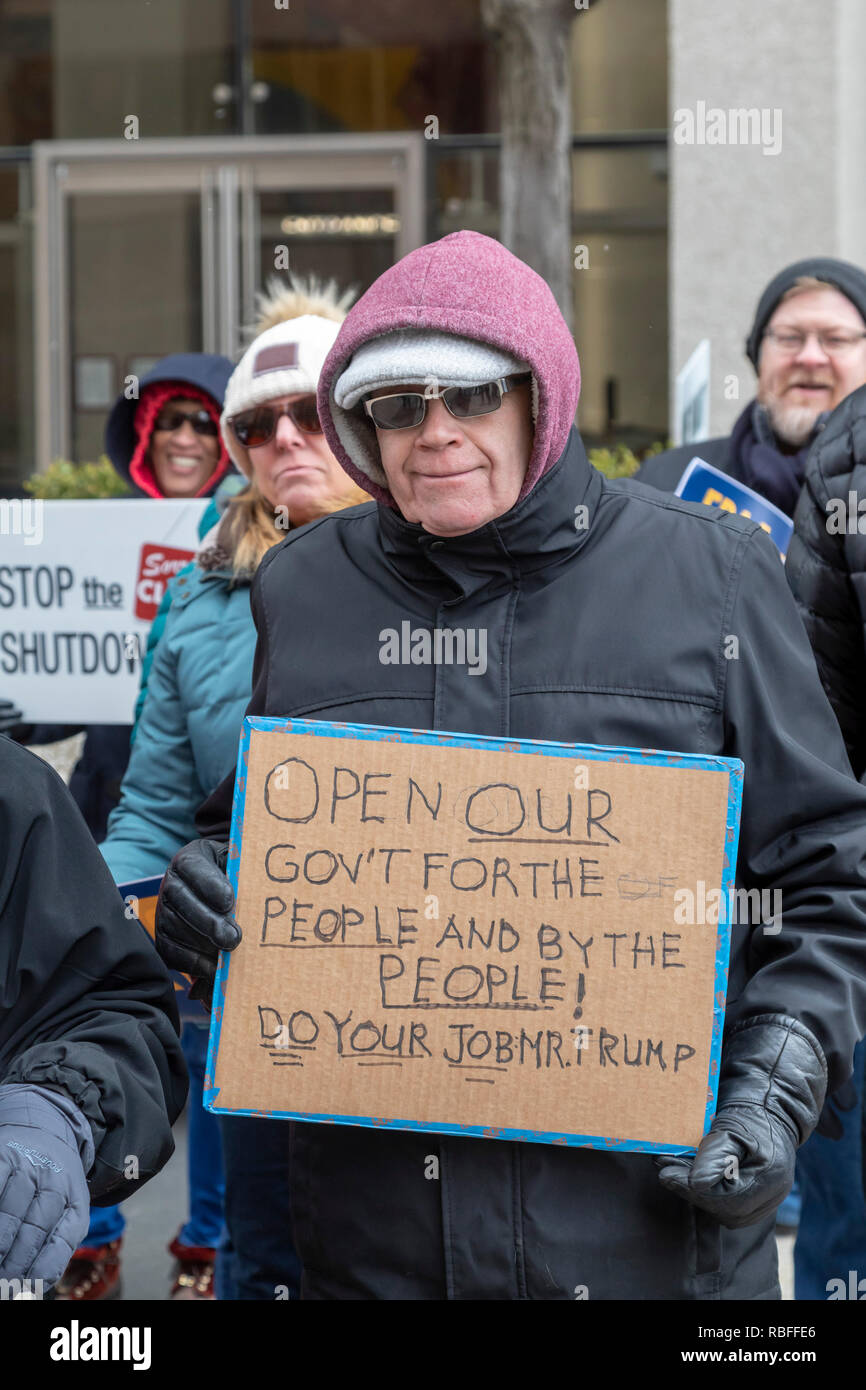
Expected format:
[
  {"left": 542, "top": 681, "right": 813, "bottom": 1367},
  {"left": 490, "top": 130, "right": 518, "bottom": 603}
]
[
  {"left": 786, "top": 384, "right": 866, "bottom": 780},
  {"left": 199, "top": 429, "right": 866, "bottom": 1300},
  {"left": 1, "top": 737, "right": 188, "bottom": 1203},
  {"left": 636, "top": 402, "right": 821, "bottom": 521}
]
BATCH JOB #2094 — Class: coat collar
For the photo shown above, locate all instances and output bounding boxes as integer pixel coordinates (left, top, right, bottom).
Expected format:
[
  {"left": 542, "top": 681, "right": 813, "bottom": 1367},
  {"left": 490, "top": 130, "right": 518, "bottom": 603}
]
[{"left": 376, "top": 428, "right": 601, "bottom": 593}]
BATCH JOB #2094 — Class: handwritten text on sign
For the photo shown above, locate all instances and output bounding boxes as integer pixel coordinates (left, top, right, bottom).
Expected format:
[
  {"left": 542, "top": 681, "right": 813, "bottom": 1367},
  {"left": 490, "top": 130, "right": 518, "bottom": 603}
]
[{"left": 210, "top": 722, "right": 737, "bottom": 1151}]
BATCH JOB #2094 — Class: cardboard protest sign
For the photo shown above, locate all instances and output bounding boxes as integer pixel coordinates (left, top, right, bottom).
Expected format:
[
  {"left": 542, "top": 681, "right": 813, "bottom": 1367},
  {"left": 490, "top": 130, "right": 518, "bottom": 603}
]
[
  {"left": 0, "top": 498, "right": 206, "bottom": 723},
  {"left": 206, "top": 719, "right": 743, "bottom": 1154},
  {"left": 675, "top": 457, "right": 793, "bottom": 559},
  {"left": 116, "top": 875, "right": 203, "bottom": 1023}
]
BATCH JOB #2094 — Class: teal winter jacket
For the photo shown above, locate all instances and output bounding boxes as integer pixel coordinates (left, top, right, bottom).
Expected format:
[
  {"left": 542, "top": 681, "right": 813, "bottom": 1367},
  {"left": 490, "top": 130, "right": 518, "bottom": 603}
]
[
  {"left": 101, "top": 479, "right": 250, "bottom": 884},
  {"left": 130, "top": 482, "right": 244, "bottom": 734},
  {"left": 100, "top": 556, "right": 257, "bottom": 885}
]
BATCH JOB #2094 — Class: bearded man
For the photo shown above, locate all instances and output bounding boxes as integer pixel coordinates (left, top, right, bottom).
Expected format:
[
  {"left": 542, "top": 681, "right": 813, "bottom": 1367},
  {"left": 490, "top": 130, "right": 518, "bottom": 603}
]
[{"left": 637, "top": 257, "right": 866, "bottom": 518}]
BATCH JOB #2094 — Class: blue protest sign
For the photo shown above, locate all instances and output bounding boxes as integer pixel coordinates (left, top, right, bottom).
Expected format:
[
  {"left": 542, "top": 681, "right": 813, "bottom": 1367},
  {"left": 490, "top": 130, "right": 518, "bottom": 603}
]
[{"left": 675, "top": 457, "right": 793, "bottom": 559}]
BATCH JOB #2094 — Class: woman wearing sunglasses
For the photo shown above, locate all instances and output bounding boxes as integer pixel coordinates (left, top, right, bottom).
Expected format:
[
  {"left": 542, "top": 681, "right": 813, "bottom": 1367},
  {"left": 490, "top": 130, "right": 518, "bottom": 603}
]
[
  {"left": 105, "top": 352, "right": 235, "bottom": 500},
  {"left": 76, "top": 352, "right": 237, "bottom": 847},
  {"left": 64, "top": 354, "right": 236, "bottom": 858},
  {"left": 92, "top": 280, "right": 367, "bottom": 1302},
  {"left": 54, "top": 351, "right": 236, "bottom": 1302}
]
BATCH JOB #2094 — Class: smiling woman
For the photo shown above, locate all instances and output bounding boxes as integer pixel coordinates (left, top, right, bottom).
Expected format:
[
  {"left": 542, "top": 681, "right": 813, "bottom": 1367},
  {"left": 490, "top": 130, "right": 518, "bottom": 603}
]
[
  {"left": 133, "top": 384, "right": 228, "bottom": 499},
  {"left": 104, "top": 354, "right": 235, "bottom": 501},
  {"left": 149, "top": 397, "right": 223, "bottom": 498}
]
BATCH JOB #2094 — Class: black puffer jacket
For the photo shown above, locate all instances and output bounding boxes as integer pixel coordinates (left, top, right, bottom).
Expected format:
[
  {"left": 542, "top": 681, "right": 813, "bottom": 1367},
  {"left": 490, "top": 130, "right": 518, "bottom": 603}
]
[
  {"left": 787, "top": 384, "right": 866, "bottom": 779},
  {"left": 198, "top": 431, "right": 866, "bottom": 1301},
  {"left": 0, "top": 738, "right": 188, "bottom": 1203}
]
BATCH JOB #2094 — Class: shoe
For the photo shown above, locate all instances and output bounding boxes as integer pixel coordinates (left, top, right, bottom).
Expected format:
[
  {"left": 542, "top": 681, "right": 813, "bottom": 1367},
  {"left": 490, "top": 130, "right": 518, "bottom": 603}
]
[
  {"left": 168, "top": 1233, "right": 216, "bottom": 1299},
  {"left": 55, "top": 1240, "right": 122, "bottom": 1300}
]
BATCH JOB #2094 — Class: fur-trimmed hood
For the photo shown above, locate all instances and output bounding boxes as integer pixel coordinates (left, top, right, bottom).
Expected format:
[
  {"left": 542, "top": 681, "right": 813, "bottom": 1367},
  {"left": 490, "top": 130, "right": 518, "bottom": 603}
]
[{"left": 105, "top": 353, "right": 235, "bottom": 498}]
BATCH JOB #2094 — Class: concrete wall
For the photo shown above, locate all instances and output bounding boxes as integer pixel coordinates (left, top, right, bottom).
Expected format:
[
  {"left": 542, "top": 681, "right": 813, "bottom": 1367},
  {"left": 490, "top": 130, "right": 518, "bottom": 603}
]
[{"left": 668, "top": 0, "right": 866, "bottom": 435}]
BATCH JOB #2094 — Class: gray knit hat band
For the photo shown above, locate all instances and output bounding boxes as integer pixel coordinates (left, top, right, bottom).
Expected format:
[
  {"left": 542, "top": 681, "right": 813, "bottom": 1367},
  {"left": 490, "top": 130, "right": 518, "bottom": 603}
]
[{"left": 334, "top": 328, "right": 531, "bottom": 410}]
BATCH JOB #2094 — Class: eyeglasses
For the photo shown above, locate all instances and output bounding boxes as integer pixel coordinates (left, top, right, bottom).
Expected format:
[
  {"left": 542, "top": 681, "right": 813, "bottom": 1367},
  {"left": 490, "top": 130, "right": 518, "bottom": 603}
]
[
  {"left": 229, "top": 396, "right": 322, "bottom": 448},
  {"left": 153, "top": 408, "right": 219, "bottom": 437},
  {"left": 363, "top": 372, "right": 533, "bottom": 430},
  {"left": 763, "top": 329, "right": 866, "bottom": 356}
]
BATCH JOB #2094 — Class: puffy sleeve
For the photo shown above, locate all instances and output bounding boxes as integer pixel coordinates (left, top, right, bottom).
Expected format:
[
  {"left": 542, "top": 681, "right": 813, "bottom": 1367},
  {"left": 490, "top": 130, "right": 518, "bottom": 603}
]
[
  {"left": 722, "top": 525, "right": 866, "bottom": 1090},
  {"left": 0, "top": 740, "right": 188, "bottom": 1203}
]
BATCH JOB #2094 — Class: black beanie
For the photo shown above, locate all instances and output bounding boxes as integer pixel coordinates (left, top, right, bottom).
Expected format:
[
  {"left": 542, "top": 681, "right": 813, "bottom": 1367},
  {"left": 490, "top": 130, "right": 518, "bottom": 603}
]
[{"left": 745, "top": 256, "right": 866, "bottom": 368}]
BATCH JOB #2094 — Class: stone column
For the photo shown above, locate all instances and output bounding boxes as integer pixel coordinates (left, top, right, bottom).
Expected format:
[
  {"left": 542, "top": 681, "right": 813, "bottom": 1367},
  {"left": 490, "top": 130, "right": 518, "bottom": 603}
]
[{"left": 668, "top": 0, "right": 866, "bottom": 434}]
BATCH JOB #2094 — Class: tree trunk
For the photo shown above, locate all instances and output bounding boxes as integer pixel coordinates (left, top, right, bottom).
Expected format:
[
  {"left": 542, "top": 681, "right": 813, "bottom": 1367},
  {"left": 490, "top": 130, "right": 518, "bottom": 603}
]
[{"left": 482, "top": 0, "right": 581, "bottom": 330}]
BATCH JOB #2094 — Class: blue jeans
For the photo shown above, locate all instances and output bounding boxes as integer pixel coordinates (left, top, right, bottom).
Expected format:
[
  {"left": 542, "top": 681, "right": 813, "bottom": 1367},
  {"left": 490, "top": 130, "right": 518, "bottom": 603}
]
[
  {"left": 794, "top": 1037, "right": 866, "bottom": 1299},
  {"left": 215, "top": 1115, "right": 300, "bottom": 1300},
  {"left": 86, "top": 1023, "right": 225, "bottom": 1250}
]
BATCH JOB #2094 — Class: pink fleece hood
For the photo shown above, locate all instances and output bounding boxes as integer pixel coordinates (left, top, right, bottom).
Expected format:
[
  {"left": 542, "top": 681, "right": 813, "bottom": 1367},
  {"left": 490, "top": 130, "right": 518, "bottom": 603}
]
[{"left": 317, "top": 230, "right": 580, "bottom": 507}]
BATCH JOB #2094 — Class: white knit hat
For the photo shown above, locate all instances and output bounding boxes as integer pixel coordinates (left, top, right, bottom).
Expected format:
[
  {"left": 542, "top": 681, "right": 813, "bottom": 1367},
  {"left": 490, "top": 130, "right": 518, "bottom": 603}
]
[
  {"left": 331, "top": 328, "right": 534, "bottom": 487},
  {"left": 221, "top": 314, "right": 342, "bottom": 479}
]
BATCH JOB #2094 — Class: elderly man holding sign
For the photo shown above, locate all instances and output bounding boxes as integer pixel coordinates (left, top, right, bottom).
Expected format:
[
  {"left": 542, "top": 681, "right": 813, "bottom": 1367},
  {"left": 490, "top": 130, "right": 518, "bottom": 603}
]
[{"left": 156, "top": 231, "right": 866, "bottom": 1301}]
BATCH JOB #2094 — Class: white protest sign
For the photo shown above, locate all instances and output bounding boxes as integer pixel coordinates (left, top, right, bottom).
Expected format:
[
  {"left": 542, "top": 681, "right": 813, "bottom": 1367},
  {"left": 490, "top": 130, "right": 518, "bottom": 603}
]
[
  {"left": 674, "top": 339, "right": 711, "bottom": 446},
  {"left": 0, "top": 498, "right": 207, "bottom": 723}
]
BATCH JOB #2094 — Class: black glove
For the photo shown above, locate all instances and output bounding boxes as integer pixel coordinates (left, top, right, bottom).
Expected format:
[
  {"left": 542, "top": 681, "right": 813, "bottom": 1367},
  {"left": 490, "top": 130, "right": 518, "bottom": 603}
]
[
  {"left": 0, "top": 699, "right": 23, "bottom": 736},
  {"left": 656, "top": 1014, "right": 827, "bottom": 1229},
  {"left": 155, "top": 839, "right": 242, "bottom": 1008}
]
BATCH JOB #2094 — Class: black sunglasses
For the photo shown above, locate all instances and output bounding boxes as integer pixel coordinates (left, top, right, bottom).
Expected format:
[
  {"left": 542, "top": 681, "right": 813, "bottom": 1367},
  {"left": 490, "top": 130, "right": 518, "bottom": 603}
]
[
  {"left": 153, "top": 407, "right": 219, "bottom": 437},
  {"left": 363, "top": 373, "right": 532, "bottom": 430},
  {"left": 229, "top": 396, "right": 322, "bottom": 448}
]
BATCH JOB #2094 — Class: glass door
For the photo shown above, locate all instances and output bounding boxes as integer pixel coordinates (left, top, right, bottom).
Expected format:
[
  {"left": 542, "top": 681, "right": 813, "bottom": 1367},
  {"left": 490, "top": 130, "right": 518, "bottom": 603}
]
[
  {"left": 33, "top": 134, "right": 424, "bottom": 467},
  {"left": 238, "top": 137, "right": 424, "bottom": 332},
  {"left": 66, "top": 188, "right": 206, "bottom": 464},
  {"left": 33, "top": 144, "right": 224, "bottom": 467}
]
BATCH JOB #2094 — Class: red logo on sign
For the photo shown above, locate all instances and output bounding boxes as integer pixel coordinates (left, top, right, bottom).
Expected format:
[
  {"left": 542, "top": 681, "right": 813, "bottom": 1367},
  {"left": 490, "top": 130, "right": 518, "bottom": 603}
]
[{"left": 135, "top": 544, "right": 195, "bottom": 621}]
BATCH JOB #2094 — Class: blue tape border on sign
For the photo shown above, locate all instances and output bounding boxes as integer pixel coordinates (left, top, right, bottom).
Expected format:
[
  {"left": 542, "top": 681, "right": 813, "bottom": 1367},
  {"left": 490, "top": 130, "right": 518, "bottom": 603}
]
[{"left": 203, "top": 717, "right": 744, "bottom": 1155}]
